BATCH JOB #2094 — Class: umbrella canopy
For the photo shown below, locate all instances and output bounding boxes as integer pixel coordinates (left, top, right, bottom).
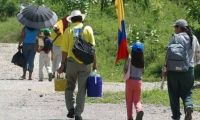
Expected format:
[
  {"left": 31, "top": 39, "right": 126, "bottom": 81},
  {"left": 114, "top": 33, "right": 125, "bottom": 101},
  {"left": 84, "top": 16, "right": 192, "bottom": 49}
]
[{"left": 17, "top": 5, "right": 58, "bottom": 29}]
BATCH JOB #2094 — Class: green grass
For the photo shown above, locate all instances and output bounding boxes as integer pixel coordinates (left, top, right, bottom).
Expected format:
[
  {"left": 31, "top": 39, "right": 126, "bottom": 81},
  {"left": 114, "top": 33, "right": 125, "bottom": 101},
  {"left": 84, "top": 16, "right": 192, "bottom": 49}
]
[
  {"left": 86, "top": 92, "right": 125, "bottom": 104},
  {"left": 86, "top": 89, "right": 200, "bottom": 111},
  {"left": 0, "top": 17, "right": 22, "bottom": 43},
  {"left": 1, "top": 1, "right": 200, "bottom": 82},
  {"left": 144, "top": 89, "right": 200, "bottom": 111}
]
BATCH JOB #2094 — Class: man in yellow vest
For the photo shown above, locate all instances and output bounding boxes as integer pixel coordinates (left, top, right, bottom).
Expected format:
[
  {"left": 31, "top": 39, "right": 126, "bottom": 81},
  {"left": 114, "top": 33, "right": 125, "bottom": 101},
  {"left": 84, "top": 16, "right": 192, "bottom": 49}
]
[{"left": 58, "top": 10, "right": 97, "bottom": 120}]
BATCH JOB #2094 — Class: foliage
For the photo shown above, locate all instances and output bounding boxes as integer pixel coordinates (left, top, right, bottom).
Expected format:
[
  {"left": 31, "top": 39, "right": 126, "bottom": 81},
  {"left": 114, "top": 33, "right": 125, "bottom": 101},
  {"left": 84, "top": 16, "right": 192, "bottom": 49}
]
[
  {"left": 1, "top": 0, "right": 199, "bottom": 82},
  {"left": 144, "top": 57, "right": 164, "bottom": 78},
  {"left": 143, "top": 89, "right": 200, "bottom": 111},
  {"left": 100, "top": 0, "right": 113, "bottom": 12},
  {"left": 64, "top": 0, "right": 90, "bottom": 14},
  {"left": 0, "top": 0, "right": 18, "bottom": 21},
  {"left": 185, "top": 0, "right": 200, "bottom": 23},
  {"left": 86, "top": 90, "right": 200, "bottom": 112},
  {"left": 132, "top": 0, "right": 150, "bottom": 10},
  {"left": 0, "top": 17, "right": 22, "bottom": 43},
  {"left": 150, "top": 0, "right": 164, "bottom": 21},
  {"left": 86, "top": 91, "right": 125, "bottom": 104}
]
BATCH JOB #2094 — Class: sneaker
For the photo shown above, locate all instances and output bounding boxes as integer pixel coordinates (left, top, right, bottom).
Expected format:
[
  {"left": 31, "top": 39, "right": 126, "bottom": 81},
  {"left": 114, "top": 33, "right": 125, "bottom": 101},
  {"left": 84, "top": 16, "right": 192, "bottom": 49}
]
[
  {"left": 48, "top": 73, "right": 53, "bottom": 82},
  {"left": 185, "top": 107, "right": 193, "bottom": 120},
  {"left": 75, "top": 116, "right": 82, "bottom": 120},
  {"left": 136, "top": 111, "right": 144, "bottom": 120},
  {"left": 67, "top": 109, "right": 75, "bottom": 118}
]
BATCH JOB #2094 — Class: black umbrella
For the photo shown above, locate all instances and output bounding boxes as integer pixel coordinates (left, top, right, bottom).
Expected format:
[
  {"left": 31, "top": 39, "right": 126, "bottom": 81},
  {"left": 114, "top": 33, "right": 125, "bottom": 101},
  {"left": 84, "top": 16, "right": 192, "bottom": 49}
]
[{"left": 17, "top": 5, "right": 58, "bottom": 29}]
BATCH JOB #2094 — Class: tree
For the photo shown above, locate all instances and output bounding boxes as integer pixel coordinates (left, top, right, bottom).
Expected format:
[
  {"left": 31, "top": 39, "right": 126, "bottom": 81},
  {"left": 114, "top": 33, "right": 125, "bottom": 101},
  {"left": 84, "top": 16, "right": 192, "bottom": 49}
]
[
  {"left": 0, "top": 0, "right": 17, "bottom": 21},
  {"left": 185, "top": 0, "right": 200, "bottom": 23}
]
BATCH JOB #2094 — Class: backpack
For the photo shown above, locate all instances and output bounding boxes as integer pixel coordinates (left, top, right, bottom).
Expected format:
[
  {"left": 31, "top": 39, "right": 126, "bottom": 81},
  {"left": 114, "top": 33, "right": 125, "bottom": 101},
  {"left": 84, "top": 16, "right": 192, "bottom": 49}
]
[
  {"left": 166, "top": 34, "right": 190, "bottom": 72},
  {"left": 72, "top": 26, "right": 95, "bottom": 65},
  {"left": 43, "top": 37, "right": 53, "bottom": 54}
]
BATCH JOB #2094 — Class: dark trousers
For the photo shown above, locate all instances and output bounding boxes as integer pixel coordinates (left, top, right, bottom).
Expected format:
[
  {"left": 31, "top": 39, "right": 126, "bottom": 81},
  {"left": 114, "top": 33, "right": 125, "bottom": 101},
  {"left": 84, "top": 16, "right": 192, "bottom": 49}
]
[
  {"left": 167, "top": 67, "right": 194, "bottom": 119},
  {"left": 22, "top": 43, "right": 36, "bottom": 72}
]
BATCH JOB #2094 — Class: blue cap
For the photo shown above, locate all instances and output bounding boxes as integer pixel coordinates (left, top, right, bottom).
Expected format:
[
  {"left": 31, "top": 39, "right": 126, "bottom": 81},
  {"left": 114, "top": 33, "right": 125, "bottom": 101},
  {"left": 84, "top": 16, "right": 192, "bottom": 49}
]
[{"left": 131, "top": 41, "right": 144, "bottom": 52}]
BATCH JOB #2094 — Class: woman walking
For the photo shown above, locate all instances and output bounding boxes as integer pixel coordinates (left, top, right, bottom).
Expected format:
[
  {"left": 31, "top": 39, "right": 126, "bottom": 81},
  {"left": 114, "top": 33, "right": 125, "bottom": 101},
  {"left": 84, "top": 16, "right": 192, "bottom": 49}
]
[
  {"left": 51, "top": 25, "right": 63, "bottom": 78},
  {"left": 18, "top": 26, "right": 39, "bottom": 80},
  {"left": 124, "top": 41, "right": 144, "bottom": 120},
  {"left": 163, "top": 19, "right": 199, "bottom": 120}
]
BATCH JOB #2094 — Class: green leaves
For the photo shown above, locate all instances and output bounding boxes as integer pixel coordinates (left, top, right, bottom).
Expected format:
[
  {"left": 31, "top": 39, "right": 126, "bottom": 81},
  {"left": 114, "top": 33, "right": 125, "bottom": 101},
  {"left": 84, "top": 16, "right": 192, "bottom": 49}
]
[
  {"left": 65, "top": 0, "right": 89, "bottom": 14},
  {"left": 0, "top": 0, "right": 18, "bottom": 21},
  {"left": 186, "top": 0, "right": 200, "bottom": 23}
]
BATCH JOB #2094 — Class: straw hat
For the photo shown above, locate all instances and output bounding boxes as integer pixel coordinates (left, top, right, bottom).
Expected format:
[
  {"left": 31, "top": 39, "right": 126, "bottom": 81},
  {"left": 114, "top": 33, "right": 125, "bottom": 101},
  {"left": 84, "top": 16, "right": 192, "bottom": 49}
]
[{"left": 67, "top": 10, "right": 86, "bottom": 22}]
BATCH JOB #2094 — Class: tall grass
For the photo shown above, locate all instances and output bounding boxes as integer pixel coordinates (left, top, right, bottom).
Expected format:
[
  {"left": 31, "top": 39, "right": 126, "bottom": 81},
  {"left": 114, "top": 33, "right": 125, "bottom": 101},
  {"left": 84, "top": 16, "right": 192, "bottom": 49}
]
[{"left": 0, "top": 17, "right": 22, "bottom": 43}]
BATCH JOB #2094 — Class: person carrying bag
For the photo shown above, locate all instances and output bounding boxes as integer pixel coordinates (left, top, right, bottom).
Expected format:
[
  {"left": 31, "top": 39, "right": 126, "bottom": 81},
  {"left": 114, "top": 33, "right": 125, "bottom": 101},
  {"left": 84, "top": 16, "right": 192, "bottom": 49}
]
[
  {"left": 163, "top": 19, "right": 200, "bottom": 120},
  {"left": 57, "top": 10, "right": 97, "bottom": 120},
  {"left": 72, "top": 26, "right": 95, "bottom": 65}
]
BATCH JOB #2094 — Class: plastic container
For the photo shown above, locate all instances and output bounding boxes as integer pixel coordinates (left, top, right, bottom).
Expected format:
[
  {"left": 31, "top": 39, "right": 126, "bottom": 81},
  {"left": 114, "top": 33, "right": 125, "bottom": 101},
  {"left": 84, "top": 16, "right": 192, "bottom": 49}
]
[
  {"left": 54, "top": 78, "right": 67, "bottom": 91},
  {"left": 87, "top": 70, "right": 103, "bottom": 97}
]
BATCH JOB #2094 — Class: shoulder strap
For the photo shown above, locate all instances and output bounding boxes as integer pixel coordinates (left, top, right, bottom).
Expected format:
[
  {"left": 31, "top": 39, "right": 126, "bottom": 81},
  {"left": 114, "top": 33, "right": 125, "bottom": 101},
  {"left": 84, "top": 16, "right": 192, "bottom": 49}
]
[
  {"left": 80, "top": 25, "right": 86, "bottom": 35},
  {"left": 52, "top": 33, "right": 61, "bottom": 43}
]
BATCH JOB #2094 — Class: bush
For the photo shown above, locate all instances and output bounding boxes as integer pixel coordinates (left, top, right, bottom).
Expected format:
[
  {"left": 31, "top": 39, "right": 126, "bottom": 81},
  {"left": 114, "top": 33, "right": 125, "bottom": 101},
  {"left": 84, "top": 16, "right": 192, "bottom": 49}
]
[
  {"left": 144, "top": 57, "right": 164, "bottom": 78},
  {"left": 0, "top": 0, "right": 18, "bottom": 21},
  {"left": 5, "top": 2, "right": 18, "bottom": 16},
  {"left": 0, "top": 0, "right": 196, "bottom": 82}
]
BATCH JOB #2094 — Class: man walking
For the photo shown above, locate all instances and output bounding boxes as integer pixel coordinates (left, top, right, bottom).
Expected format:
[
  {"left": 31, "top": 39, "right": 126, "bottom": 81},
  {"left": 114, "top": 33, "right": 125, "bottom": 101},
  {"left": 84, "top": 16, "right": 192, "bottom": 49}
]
[{"left": 58, "top": 10, "right": 97, "bottom": 120}]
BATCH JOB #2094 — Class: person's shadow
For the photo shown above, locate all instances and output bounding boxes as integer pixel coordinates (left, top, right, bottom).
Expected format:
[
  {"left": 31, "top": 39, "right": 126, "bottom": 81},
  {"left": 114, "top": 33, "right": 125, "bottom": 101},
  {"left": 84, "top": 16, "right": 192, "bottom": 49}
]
[{"left": 0, "top": 78, "right": 24, "bottom": 80}]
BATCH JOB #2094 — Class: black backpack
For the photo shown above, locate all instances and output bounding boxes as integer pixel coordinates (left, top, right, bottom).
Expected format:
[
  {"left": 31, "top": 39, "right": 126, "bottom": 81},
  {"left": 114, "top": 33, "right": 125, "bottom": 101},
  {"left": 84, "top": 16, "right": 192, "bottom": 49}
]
[{"left": 72, "top": 26, "right": 95, "bottom": 65}]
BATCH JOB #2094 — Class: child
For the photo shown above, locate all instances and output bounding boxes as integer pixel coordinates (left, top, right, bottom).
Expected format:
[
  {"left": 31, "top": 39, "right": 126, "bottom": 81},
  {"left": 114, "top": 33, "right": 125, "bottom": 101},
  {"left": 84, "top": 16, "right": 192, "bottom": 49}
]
[
  {"left": 124, "top": 41, "right": 144, "bottom": 120},
  {"left": 38, "top": 28, "right": 53, "bottom": 82}
]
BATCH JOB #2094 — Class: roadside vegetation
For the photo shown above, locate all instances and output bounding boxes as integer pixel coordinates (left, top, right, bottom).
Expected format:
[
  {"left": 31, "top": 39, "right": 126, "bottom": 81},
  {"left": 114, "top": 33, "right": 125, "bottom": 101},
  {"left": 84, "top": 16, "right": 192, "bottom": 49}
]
[
  {"left": 86, "top": 90, "right": 200, "bottom": 111},
  {"left": 1, "top": 0, "right": 200, "bottom": 82}
]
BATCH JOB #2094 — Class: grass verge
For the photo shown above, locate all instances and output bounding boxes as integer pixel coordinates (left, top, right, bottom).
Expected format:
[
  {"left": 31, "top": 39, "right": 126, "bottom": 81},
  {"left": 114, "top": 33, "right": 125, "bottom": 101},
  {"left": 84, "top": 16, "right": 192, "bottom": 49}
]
[
  {"left": 86, "top": 89, "right": 200, "bottom": 111},
  {"left": 0, "top": 17, "right": 22, "bottom": 43}
]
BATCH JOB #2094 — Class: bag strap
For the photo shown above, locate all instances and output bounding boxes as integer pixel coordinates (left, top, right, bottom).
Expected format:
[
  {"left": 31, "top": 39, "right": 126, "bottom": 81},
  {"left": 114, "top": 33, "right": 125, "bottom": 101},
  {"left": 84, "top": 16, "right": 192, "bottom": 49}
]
[
  {"left": 80, "top": 25, "right": 86, "bottom": 37},
  {"left": 73, "top": 25, "right": 86, "bottom": 38},
  {"left": 52, "top": 33, "right": 61, "bottom": 43}
]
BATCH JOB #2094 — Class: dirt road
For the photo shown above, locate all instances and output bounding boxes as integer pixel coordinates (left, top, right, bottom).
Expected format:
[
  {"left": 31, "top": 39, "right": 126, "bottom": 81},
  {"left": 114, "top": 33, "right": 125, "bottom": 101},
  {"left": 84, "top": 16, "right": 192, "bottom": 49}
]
[{"left": 0, "top": 43, "right": 200, "bottom": 120}]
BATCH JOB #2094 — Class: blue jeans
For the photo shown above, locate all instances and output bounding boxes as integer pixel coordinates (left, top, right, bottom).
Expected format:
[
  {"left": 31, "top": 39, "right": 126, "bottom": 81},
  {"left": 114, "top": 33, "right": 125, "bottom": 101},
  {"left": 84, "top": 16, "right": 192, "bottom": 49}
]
[{"left": 22, "top": 43, "right": 36, "bottom": 72}]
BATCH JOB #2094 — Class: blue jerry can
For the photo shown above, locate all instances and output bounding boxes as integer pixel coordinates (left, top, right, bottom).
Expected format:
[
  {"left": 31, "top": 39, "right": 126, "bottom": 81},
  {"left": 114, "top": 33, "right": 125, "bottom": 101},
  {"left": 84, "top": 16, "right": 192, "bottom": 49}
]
[{"left": 87, "top": 71, "right": 103, "bottom": 97}]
